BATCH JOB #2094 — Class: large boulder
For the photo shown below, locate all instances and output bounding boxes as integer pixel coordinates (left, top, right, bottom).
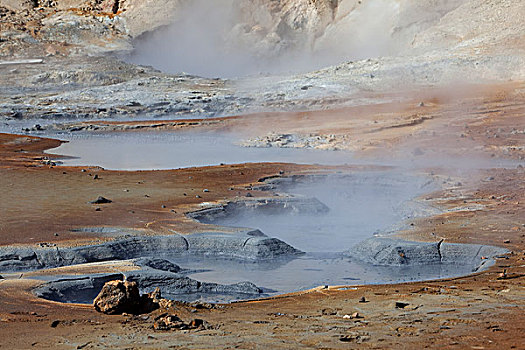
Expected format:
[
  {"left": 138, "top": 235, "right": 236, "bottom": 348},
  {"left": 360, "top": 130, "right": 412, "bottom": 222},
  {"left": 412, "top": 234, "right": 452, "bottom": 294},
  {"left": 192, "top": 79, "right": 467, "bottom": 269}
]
[{"left": 93, "top": 280, "right": 140, "bottom": 314}]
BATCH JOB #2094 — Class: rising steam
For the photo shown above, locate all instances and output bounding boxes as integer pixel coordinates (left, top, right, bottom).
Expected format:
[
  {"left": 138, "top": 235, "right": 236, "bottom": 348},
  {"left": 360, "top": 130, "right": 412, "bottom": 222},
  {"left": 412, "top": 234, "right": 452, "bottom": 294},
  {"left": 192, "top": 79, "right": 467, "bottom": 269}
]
[{"left": 128, "top": 0, "right": 401, "bottom": 78}]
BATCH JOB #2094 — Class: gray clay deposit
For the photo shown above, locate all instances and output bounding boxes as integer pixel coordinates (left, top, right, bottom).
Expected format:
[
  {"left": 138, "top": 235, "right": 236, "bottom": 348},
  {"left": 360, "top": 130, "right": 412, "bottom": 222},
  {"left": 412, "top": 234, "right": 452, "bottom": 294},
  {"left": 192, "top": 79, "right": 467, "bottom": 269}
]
[{"left": 0, "top": 229, "right": 301, "bottom": 272}]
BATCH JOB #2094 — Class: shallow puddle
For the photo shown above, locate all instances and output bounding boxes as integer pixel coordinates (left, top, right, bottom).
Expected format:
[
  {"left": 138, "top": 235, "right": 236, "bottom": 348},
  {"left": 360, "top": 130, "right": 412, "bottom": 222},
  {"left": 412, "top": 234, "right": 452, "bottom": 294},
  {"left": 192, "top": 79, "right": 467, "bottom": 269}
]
[{"left": 47, "top": 132, "right": 355, "bottom": 170}]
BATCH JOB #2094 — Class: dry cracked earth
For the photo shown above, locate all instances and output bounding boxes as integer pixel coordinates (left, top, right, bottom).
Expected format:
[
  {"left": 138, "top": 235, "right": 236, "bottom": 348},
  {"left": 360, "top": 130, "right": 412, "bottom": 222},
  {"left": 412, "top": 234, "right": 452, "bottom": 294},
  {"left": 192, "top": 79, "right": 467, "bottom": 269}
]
[{"left": 0, "top": 0, "right": 524, "bottom": 349}]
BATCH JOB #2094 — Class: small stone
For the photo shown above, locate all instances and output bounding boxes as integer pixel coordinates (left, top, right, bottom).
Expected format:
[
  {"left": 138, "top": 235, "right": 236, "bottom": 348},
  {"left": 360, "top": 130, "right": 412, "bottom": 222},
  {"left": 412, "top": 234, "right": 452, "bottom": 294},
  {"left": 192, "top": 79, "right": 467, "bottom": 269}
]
[
  {"left": 89, "top": 196, "right": 112, "bottom": 204},
  {"left": 95, "top": 207, "right": 102, "bottom": 211},
  {"left": 50, "top": 320, "right": 60, "bottom": 328},
  {"left": 203, "top": 189, "right": 209, "bottom": 193},
  {"left": 54, "top": 233, "right": 59, "bottom": 236},
  {"left": 503, "top": 239, "right": 511, "bottom": 243},
  {"left": 189, "top": 319, "right": 205, "bottom": 329},
  {"left": 161, "top": 205, "right": 166, "bottom": 208},
  {"left": 359, "top": 297, "right": 367, "bottom": 303},
  {"left": 246, "top": 193, "right": 253, "bottom": 197},
  {"left": 395, "top": 302, "right": 410, "bottom": 309},
  {"left": 93, "top": 174, "right": 99, "bottom": 180},
  {"left": 196, "top": 195, "right": 202, "bottom": 198},
  {"left": 153, "top": 314, "right": 185, "bottom": 331}
]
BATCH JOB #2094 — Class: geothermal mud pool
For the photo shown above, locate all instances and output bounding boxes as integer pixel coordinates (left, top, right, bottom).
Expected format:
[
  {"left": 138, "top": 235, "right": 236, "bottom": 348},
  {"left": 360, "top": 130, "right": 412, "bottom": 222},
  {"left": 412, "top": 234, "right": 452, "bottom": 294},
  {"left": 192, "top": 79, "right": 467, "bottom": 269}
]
[{"left": 2, "top": 131, "right": 503, "bottom": 304}]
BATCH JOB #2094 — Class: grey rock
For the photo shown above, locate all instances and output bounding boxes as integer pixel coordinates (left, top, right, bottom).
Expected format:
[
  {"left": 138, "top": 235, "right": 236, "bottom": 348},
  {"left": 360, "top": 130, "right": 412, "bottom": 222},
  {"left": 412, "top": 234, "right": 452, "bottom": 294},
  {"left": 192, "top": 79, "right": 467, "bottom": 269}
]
[{"left": 346, "top": 237, "right": 508, "bottom": 270}]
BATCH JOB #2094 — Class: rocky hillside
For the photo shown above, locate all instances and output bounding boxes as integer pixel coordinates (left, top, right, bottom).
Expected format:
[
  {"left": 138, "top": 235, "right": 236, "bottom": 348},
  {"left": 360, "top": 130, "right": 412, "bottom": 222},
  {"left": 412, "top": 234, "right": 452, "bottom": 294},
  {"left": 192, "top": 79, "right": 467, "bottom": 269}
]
[
  {"left": 0, "top": 0, "right": 523, "bottom": 120},
  {"left": 1, "top": 0, "right": 523, "bottom": 59}
]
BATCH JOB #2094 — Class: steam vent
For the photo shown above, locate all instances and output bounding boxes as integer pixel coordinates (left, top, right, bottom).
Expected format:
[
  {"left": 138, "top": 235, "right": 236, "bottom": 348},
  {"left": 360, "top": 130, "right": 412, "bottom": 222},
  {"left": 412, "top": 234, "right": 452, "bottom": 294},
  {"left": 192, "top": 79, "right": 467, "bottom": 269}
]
[{"left": 0, "top": 0, "right": 523, "bottom": 348}]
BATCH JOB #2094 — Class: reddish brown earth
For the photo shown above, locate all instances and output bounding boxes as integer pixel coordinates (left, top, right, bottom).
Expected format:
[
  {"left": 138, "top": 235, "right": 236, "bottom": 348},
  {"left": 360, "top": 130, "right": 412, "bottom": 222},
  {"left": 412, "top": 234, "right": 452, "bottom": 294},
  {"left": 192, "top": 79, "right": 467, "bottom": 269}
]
[{"left": 0, "top": 83, "right": 523, "bottom": 349}]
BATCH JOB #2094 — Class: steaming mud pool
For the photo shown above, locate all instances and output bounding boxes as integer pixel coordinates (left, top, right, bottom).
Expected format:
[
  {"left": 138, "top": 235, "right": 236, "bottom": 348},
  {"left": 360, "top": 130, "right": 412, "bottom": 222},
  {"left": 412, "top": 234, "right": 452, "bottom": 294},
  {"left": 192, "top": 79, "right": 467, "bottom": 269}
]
[{"left": 21, "top": 131, "right": 506, "bottom": 303}]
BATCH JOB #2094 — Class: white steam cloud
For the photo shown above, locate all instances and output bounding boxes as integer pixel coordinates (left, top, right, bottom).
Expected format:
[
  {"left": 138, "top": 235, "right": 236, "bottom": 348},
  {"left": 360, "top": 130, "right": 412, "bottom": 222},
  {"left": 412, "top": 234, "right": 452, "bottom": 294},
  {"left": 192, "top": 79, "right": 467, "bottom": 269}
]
[{"left": 128, "top": 0, "right": 402, "bottom": 78}]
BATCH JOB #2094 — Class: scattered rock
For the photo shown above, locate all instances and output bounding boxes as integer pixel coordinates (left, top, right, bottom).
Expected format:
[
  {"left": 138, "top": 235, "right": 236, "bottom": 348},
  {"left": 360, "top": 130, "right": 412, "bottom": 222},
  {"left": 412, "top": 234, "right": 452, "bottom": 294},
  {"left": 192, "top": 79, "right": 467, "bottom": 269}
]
[
  {"left": 339, "top": 332, "right": 370, "bottom": 343},
  {"left": 93, "top": 280, "right": 141, "bottom": 315},
  {"left": 189, "top": 302, "right": 215, "bottom": 310},
  {"left": 89, "top": 196, "right": 112, "bottom": 204},
  {"left": 153, "top": 314, "right": 208, "bottom": 331},
  {"left": 395, "top": 301, "right": 410, "bottom": 309},
  {"left": 359, "top": 297, "right": 367, "bottom": 303},
  {"left": 50, "top": 320, "right": 60, "bottom": 328},
  {"left": 321, "top": 308, "right": 337, "bottom": 315},
  {"left": 153, "top": 314, "right": 185, "bottom": 331}
]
